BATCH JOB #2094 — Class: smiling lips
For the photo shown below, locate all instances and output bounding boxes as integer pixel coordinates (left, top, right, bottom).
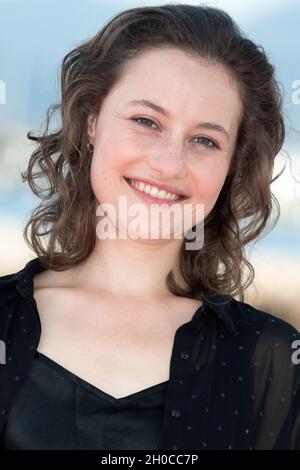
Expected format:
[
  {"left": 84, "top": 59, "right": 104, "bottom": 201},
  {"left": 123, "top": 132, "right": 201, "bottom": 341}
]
[
  {"left": 125, "top": 176, "right": 187, "bottom": 196},
  {"left": 124, "top": 177, "right": 187, "bottom": 205}
]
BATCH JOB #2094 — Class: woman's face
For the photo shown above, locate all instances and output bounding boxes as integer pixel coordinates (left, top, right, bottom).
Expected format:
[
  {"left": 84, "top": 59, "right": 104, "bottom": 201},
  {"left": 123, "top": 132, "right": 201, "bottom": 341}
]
[{"left": 87, "top": 46, "right": 243, "bottom": 243}]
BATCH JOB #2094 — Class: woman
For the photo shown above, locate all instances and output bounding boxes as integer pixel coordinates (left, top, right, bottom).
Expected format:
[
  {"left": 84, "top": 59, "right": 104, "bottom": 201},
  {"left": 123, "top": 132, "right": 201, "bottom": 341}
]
[{"left": 0, "top": 3, "right": 299, "bottom": 451}]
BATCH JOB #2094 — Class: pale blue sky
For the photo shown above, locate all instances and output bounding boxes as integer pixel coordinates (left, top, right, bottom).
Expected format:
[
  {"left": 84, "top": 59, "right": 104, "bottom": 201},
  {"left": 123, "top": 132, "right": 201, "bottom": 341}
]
[
  {"left": 0, "top": 0, "right": 299, "bottom": 143},
  {"left": 0, "top": 0, "right": 299, "bottom": 261}
]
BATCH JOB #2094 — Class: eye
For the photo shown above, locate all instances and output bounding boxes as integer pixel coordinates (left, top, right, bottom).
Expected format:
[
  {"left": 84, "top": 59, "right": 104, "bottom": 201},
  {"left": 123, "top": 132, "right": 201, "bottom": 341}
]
[
  {"left": 131, "top": 117, "right": 158, "bottom": 129},
  {"left": 193, "top": 136, "right": 219, "bottom": 150},
  {"left": 131, "top": 117, "right": 219, "bottom": 150}
]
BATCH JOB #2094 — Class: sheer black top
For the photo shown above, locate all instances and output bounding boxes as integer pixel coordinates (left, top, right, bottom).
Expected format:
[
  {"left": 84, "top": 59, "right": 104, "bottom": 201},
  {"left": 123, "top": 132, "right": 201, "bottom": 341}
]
[
  {"left": 0, "top": 257, "right": 300, "bottom": 450},
  {"left": 0, "top": 350, "right": 168, "bottom": 450}
]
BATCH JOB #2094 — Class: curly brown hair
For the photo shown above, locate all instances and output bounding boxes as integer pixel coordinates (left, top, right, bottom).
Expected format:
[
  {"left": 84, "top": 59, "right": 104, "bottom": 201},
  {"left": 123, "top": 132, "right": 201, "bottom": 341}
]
[{"left": 21, "top": 3, "right": 286, "bottom": 305}]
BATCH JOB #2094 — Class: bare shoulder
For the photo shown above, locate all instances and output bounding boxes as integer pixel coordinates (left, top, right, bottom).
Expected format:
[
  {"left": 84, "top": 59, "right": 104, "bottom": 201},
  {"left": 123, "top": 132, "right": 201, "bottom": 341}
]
[
  {"left": 33, "top": 266, "right": 74, "bottom": 290},
  {"left": 32, "top": 268, "right": 86, "bottom": 336}
]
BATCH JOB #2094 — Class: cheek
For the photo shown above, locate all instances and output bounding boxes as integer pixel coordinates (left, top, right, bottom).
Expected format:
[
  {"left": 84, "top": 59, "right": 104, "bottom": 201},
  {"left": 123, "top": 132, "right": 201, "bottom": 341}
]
[
  {"left": 192, "top": 162, "right": 229, "bottom": 207},
  {"left": 95, "top": 131, "right": 141, "bottom": 173},
  {"left": 89, "top": 148, "right": 116, "bottom": 206},
  {"left": 90, "top": 160, "right": 106, "bottom": 206},
  {"left": 89, "top": 136, "right": 139, "bottom": 204}
]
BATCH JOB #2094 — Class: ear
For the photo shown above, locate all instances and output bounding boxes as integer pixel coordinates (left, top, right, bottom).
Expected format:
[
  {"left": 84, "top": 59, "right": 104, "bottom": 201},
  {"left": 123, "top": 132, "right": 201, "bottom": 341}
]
[{"left": 87, "top": 113, "right": 97, "bottom": 144}]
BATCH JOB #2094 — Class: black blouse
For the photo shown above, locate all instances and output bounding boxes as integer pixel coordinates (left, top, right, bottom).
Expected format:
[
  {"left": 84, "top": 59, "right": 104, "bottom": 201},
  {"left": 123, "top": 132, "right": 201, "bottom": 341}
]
[
  {"left": 0, "top": 351, "right": 168, "bottom": 450},
  {"left": 0, "top": 257, "right": 300, "bottom": 450}
]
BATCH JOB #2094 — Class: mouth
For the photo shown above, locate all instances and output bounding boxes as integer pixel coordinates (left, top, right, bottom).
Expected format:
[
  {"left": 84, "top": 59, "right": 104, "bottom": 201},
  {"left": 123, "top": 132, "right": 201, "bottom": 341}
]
[{"left": 123, "top": 176, "right": 187, "bottom": 205}]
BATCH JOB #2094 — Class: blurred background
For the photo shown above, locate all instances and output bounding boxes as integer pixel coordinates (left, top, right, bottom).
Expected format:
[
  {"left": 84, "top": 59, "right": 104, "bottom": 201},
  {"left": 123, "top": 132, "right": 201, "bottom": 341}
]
[{"left": 0, "top": 0, "right": 299, "bottom": 328}]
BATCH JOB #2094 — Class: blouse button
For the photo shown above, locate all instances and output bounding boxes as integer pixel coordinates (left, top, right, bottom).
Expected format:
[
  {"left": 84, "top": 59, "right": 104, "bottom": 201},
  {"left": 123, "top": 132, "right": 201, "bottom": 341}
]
[
  {"left": 171, "top": 409, "right": 181, "bottom": 418},
  {"left": 180, "top": 352, "right": 189, "bottom": 360}
]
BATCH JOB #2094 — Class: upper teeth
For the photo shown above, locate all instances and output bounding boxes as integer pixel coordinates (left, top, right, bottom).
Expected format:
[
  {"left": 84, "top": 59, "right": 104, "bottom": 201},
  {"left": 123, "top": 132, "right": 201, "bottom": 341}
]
[{"left": 128, "top": 179, "right": 182, "bottom": 200}]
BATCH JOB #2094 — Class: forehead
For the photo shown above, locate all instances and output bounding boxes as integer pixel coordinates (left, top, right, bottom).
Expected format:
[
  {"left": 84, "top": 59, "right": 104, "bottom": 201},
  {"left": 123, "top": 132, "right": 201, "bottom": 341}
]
[
  {"left": 118, "top": 47, "right": 241, "bottom": 97},
  {"left": 106, "top": 47, "right": 244, "bottom": 132}
]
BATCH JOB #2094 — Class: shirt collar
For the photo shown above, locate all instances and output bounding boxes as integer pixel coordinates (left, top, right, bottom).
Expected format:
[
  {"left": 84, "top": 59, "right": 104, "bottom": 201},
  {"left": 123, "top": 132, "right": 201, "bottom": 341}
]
[
  {"left": 3, "top": 257, "right": 239, "bottom": 337},
  {"left": 202, "top": 293, "right": 239, "bottom": 337}
]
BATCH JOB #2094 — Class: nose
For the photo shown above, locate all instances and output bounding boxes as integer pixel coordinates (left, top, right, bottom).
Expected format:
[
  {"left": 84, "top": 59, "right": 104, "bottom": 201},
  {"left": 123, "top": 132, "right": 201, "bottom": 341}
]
[{"left": 146, "top": 146, "right": 186, "bottom": 180}]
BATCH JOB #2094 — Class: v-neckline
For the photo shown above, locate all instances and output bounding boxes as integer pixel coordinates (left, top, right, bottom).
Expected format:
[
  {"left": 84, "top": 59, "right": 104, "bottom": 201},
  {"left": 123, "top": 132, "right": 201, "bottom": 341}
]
[{"left": 35, "top": 350, "right": 169, "bottom": 406}]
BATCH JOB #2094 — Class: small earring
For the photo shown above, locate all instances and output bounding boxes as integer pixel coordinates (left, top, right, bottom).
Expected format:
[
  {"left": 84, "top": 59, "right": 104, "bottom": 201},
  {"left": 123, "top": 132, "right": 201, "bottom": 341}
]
[{"left": 87, "top": 142, "right": 94, "bottom": 156}]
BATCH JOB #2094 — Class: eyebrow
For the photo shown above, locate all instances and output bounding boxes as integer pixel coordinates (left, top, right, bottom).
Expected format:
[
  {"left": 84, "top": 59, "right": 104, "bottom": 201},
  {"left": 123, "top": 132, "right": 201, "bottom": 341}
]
[{"left": 126, "top": 99, "right": 230, "bottom": 142}]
